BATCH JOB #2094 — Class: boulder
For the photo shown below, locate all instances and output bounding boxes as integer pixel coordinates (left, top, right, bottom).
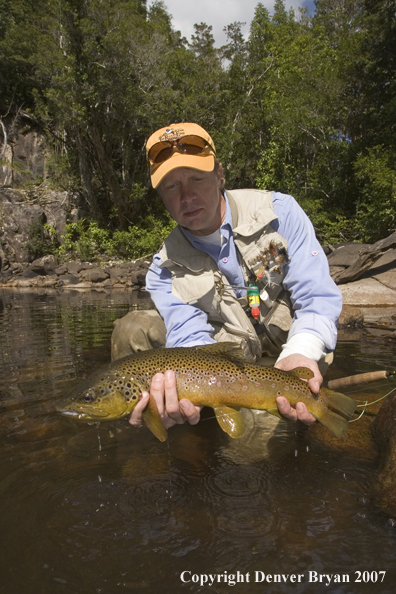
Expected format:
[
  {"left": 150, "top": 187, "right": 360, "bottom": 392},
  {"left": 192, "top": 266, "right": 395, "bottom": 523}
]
[
  {"left": 107, "top": 267, "right": 129, "bottom": 281},
  {"left": 327, "top": 243, "right": 370, "bottom": 267},
  {"left": 55, "top": 265, "right": 68, "bottom": 275},
  {"left": 111, "top": 310, "right": 166, "bottom": 361},
  {"left": 21, "top": 268, "right": 41, "bottom": 279},
  {"left": 67, "top": 261, "right": 86, "bottom": 276},
  {"left": 30, "top": 255, "right": 59, "bottom": 275},
  {"left": 331, "top": 232, "right": 396, "bottom": 285},
  {"left": 130, "top": 268, "right": 147, "bottom": 286},
  {"left": 339, "top": 278, "right": 396, "bottom": 306},
  {"left": 80, "top": 267, "right": 109, "bottom": 283},
  {"left": 0, "top": 188, "right": 68, "bottom": 265},
  {"left": 366, "top": 248, "right": 396, "bottom": 291},
  {"left": 338, "top": 305, "right": 364, "bottom": 328},
  {"left": 58, "top": 274, "right": 80, "bottom": 285}
]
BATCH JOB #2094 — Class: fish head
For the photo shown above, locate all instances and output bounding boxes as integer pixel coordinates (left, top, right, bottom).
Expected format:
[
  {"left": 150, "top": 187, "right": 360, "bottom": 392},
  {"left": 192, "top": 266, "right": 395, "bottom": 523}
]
[{"left": 56, "top": 369, "right": 144, "bottom": 422}]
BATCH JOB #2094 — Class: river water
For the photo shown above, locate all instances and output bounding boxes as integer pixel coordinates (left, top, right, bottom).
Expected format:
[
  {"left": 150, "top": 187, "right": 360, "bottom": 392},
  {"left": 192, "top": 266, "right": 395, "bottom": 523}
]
[{"left": 0, "top": 288, "right": 396, "bottom": 594}]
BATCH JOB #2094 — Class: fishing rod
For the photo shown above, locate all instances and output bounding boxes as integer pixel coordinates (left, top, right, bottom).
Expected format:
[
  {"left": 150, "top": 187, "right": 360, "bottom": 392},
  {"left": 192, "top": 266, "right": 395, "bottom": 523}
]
[{"left": 327, "top": 370, "right": 396, "bottom": 390}]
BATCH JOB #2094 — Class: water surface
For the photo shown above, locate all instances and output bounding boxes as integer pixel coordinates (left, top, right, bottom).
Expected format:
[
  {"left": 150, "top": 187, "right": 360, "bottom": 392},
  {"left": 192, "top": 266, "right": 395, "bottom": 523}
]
[{"left": 0, "top": 288, "right": 396, "bottom": 594}]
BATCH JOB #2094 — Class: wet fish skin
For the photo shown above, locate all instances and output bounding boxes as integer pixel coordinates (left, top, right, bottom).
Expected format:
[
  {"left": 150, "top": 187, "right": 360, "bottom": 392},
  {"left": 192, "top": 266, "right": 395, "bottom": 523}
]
[{"left": 56, "top": 343, "right": 357, "bottom": 441}]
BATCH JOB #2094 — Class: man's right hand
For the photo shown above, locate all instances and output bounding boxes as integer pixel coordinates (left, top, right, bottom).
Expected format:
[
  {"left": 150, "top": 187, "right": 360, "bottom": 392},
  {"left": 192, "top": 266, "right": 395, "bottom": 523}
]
[{"left": 128, "top": 369, "right": 201, "bottom": 429}]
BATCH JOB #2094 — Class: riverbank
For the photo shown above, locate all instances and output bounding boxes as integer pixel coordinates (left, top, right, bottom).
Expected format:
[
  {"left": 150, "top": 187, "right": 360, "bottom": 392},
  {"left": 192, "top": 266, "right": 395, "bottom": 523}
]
[
  {"left": 0, "top": 254, "right": 150, "bottom": 291},
  {"left": 1, "top": 242, "right": 396, "bottom": 331}
]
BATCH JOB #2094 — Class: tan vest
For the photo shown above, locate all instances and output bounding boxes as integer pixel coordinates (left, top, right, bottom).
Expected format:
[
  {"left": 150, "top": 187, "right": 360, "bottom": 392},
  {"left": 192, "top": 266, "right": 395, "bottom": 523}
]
[{"left": 158, "top": 189, "right": 294, "bottom": 361}]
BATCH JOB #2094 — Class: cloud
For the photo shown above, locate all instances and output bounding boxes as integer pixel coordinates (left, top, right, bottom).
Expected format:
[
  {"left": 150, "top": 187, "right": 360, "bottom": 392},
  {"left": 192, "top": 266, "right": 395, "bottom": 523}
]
[{"left": 148, "top": 0, "right": 313, "bottom": 46}]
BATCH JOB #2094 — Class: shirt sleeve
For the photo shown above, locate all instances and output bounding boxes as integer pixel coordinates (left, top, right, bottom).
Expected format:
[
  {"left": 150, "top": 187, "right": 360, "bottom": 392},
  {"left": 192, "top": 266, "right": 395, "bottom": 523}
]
[
  {"left": 272, "top": 192, "right": 342, "bottom": 356},
  {"left": 145, "top": 255, "right": 217, "bottom": 348}
]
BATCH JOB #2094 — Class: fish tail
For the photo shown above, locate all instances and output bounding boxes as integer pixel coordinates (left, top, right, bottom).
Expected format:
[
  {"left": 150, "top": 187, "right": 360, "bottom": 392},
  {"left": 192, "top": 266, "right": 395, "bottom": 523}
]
[
  {"left": 313, "top": 388, "right": 357, "bottom": 438},
  {"left": 321, "top": 387, "right": 357, "bottom": 420},
  {"left": 314, "top": 408, "right": 350, "bottom": 438}
]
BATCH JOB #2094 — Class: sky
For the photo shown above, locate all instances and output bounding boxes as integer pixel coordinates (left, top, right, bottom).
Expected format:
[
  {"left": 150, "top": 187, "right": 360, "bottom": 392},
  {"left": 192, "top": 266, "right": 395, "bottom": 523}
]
[{"left": 148, "top": 0, "right": 315, "bottom": 47}]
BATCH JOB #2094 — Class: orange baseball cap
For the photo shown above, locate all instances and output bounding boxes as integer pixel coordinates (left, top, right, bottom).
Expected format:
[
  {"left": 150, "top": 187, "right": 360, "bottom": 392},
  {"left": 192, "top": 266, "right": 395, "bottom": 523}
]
[{"left": 146, "top": 123, "right": 216, "bottom": 188}]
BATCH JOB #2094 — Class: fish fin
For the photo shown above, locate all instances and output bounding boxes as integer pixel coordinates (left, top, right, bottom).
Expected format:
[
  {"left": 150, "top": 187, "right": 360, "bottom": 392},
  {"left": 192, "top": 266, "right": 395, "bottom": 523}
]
[
  {"left": 321, "top": 387, "right": 357, "bottom": 420},
  {"left": 213, "top": 405, "right": 246, "bottom": 439},
  {"left": 194, "top": 342, "right": 246, "bottom": 364},
  {"left": 314, "top": 408, "right": 350, "bottom": 438},
  {"left": 266, "top": 407, "right": 282, "bottom": 419},
  {"left": 142, "top": 393, "right": 167, "bottom": 442},
  {"left": 291, "top": 367, "right": 315, "bottom": 380}
]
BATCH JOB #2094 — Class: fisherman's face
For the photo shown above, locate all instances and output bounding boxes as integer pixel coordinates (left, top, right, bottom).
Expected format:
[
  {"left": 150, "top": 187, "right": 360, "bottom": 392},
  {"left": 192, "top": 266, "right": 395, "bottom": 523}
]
[{"left": 157, "top": 164, "right": 225, "bottom": 236}]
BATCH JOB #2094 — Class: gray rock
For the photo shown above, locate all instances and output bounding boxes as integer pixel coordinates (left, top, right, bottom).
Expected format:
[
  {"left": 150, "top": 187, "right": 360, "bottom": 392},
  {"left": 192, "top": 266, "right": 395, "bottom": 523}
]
[
  {"left": 67, "top": 261, "right": 85, "bottom": 275},
  {"left": 327, "top": 243, "right": 370, "bottom": 267},
  {"left": 58, "top": 274, "right": 80, "bottom": 285},
  {"left": 338, "top": 305, "right": 364, "bottom": 328},
  {"left": 55, "top": 265, "right": 68, "bottom": 275},
  {"left": 111, "top": 310, "right": 166, "bottom": 361},
  {"left": 130, "top": 269, "right": 147, "bottom": 286},
  {"left": 0, "top": 188, "right": 68, "bottom": 264},
  {"left": 108, "top": 267, "right": 128, "bottom": 280},
  {"left": 30, "top": 255, "right": 59, "bottom": 275},
  {"left": 339, "top": 278, "right": 396, "bottom": 306},
  {"left": 21, "top": 268, "right": 41, "bottom": 279},
  {"left": 365, "top": 248, "right": 396, "bottom": 291},
  {"left": 80, "top": 267, "right": 109, "bottom": 283}
]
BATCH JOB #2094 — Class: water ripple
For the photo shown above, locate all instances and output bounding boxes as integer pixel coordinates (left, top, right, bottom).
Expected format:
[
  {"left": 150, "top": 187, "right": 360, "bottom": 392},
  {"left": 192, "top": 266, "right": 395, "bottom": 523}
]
[{"left": 205, "top": 466, "right": 267, "bottom": 499}]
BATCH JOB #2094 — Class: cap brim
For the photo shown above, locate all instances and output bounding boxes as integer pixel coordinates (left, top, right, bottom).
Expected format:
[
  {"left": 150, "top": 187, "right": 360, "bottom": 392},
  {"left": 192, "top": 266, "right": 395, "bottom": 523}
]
[{"left": 151, "top": 152, "right": 215, "bottom": 188}]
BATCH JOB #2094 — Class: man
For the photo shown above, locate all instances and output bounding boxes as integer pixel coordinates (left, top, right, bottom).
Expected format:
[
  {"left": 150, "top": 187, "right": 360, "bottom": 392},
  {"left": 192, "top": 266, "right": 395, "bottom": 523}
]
[{"left": 119, "top": 123, "right": 342, "bottom": 433}]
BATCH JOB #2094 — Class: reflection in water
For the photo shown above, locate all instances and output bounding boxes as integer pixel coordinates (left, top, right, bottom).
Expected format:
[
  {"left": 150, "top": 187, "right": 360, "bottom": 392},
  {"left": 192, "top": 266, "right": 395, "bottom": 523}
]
[{"left": 0, "top": 288, "right": 396, "bottom": 594}]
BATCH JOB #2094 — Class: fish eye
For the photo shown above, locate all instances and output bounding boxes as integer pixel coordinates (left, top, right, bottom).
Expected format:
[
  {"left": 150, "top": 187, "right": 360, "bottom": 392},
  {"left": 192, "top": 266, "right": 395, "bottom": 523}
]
[{"left": 83, "top": 394, "right": 93, "bottom": 403}]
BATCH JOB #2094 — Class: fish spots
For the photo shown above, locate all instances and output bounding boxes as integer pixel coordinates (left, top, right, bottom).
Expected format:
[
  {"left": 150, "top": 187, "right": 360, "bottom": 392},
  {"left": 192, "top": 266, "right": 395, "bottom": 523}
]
[{"left": 59, "top": 346, "right": 331, "bottom": 426}]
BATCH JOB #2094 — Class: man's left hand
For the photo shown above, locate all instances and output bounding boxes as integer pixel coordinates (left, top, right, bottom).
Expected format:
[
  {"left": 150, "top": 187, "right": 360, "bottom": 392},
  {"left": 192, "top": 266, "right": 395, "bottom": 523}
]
[{"left": 274, "top": 353, "right": 323, "bottom": 425}]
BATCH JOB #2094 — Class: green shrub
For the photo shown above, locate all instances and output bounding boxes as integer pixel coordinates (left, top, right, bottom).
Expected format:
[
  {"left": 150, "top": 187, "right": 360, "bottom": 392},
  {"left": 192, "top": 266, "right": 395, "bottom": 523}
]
[
  {"left": 354, "top": 146, "right": 396, "bottom": 242},
  {"left": 57, "top": 215, "right": 176, "bottom": 262},
  {"left": 25, "top": 216, "right": 59, "bottom": 258},
  {"left": 110, "top": 216, "right": 176, "bottom": 259},
  {"left": 57, "top": 219, "right": 111, "bottom": 261}
]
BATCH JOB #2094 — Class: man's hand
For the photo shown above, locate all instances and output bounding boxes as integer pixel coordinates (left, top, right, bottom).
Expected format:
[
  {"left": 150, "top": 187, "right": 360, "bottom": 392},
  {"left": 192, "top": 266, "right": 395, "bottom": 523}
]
[
  {"left": 274, "top": 353, "right": 323, "bottom": 425},
  {"left": 128, "top": 369, "right": 201, "bottom": 430}
]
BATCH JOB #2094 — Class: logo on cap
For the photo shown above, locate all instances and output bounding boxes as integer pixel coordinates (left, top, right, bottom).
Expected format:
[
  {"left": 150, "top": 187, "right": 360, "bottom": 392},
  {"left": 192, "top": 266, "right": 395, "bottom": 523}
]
[{"left": 159, "top": 128, "right": 185, "bottom": 142}]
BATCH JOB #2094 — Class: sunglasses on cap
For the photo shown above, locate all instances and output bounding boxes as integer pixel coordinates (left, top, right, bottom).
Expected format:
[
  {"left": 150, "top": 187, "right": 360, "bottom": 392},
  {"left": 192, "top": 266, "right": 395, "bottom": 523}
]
[{"left": 148, "top": 135, "right": 214, "bottom": 165}]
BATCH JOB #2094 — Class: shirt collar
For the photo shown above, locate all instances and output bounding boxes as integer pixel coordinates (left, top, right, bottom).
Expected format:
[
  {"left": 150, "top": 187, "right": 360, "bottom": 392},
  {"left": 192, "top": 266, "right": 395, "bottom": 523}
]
[{"left": 181, "top": 191, "right": 233, "bottom": 248}]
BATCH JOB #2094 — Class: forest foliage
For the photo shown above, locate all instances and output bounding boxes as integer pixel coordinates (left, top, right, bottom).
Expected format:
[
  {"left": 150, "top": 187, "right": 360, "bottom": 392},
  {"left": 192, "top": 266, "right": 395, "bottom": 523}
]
[{"left": 1, "top": 0, "right": 395, "bottom": 256}]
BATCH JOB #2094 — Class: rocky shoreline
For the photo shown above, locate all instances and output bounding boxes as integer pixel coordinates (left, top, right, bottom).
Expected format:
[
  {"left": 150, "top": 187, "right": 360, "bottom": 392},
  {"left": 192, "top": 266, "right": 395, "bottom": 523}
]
[
  {"left": 0, "top": 254, "right": 150, "bottom": 291},
  {"left": 1, "top": 251, "right": 396, "bottom": 334},
  {"left": 1, "top": 186, "right": 396, "bottom": 328}
]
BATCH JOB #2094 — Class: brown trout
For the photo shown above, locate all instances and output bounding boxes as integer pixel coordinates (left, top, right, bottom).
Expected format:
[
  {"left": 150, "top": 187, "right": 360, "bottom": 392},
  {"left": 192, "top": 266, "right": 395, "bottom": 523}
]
[{"left": 56, "top": 343, "right": 357, "bottom": 441}]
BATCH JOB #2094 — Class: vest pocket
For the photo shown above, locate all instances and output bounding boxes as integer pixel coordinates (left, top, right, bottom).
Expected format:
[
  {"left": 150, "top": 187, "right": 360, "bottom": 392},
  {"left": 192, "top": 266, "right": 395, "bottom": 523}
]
[{"left": 171, "top": 270, "right": 222, "bottom": 314}]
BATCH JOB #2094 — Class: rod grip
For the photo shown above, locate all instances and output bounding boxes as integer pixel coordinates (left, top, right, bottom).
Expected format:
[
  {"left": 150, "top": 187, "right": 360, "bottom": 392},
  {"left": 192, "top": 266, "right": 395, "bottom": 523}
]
[{"left": 327, "top": 370, "right": 389, "bottom": 390}]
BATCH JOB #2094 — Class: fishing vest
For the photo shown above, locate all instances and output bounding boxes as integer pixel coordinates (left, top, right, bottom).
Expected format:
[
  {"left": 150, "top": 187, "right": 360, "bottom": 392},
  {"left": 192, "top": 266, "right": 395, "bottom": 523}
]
[{"left": 158, "top": 189, "right": 294, "bottom": 361}]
